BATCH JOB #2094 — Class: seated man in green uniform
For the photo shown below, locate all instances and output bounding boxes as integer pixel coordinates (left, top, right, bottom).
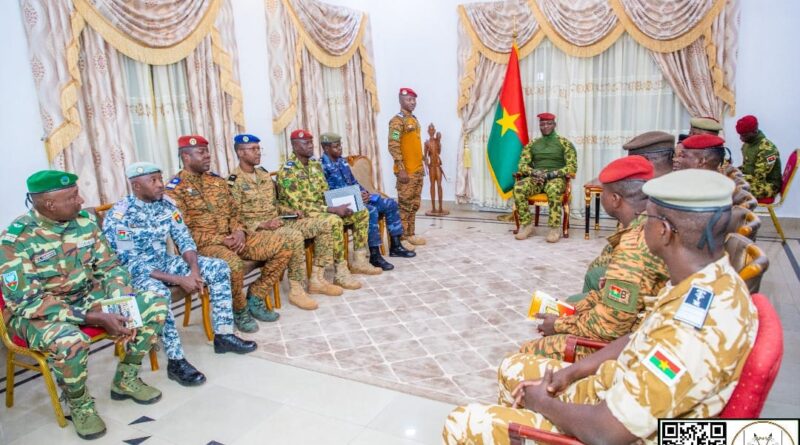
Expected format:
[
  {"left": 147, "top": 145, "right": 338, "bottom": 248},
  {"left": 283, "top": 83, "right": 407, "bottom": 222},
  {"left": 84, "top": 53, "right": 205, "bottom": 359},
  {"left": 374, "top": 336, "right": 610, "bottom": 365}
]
[
  {"left": 444, "top": 169, "right": 757, "bottom": 445},
  {"left": 0, "top": 171, "right": 168, "bottom": 440},
  {"left": 736, "top": 114, "right": 782, "bottom": 200},
  {"left": 513, "top": 112, "right": 577, "bottom": 243}
]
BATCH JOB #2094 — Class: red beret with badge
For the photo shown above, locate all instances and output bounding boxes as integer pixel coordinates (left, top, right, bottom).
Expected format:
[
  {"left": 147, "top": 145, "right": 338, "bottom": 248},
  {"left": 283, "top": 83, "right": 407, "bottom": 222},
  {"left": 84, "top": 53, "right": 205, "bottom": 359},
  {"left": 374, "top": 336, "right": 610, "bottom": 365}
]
[
  {"left": 178, "top": 135, "right": 209, "bottom": 149},
  {"left": 537, "top": 112, "right": 556, "bottom": 121},
  {"left": 290, "top": 129, "right": 313, "bottom": 140},
  {"left": 682, "top": 134, "right": 725, "bottom": 150},
  {"left": 598, "top": 155, "right": 654, "bottom": 184},
  {"left": 735, "top": 115, "right": 758, "bottom": 134},
  {"left": 399, "top": 88, "right": 417, "bottom": 97}
]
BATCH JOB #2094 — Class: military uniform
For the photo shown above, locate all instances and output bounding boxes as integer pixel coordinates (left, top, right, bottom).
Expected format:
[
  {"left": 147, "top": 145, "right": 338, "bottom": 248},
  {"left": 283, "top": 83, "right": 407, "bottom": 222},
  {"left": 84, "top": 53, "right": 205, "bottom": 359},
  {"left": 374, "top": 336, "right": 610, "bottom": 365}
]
[
  {"left": 388, "top": 107, "right": 424, "bottom": 239},
  {"left": 740, "top": 130, "right": 782, "bottom": 199},
  {"left": 101, "top": 195, "right": 235, "bottom": 360}
]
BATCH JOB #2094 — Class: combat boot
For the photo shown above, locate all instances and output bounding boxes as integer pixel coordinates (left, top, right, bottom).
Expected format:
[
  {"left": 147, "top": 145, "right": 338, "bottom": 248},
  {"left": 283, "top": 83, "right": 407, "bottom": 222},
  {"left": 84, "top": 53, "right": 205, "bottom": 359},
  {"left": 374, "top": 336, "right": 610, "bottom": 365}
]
[
  {"left": 350, "top": 248, "right": 382, "bottom": 275},
  {"left": 546, "top": 227, "right": 562, "bottom": 243},
  {"left": 308, "top": 266, "right": 343, "bottom": 296},
  {"left": 389, "top": 236, "right": 416, "bottom": 258},
  {"left": 110, "top": 362, "right": 162, "bottom": 405},
  {"left": 334, "top": 262, "right": 362, "bottom": 290},
  {"left": 288, "top": 279, "right": 318, "bottom": 310},
  {"left": 406, "top": 235, "right": 426, "bottom": 245},
  {"left": 369, "top": 246, "right": 394, "bottom": 271},
  {"left": 66, "top": 387, "right": 106, "bottom": 440},
  {"left": 247, "top": 294, "right": 279, "bottom": 322},
  {"left": 234, "top": 308, "right": 259, "bottom": 333},
  {"left": 515, "top": 224, "right": 535, "bottom": 240},
  {"left": 400, "top": 239, "right": 416, "bottom": 251}
]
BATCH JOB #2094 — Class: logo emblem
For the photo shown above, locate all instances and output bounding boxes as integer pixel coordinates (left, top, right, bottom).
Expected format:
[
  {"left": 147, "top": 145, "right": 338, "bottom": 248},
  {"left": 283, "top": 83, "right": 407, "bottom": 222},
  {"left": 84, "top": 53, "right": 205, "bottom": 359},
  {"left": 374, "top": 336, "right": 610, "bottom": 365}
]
[
  {"left": 136, "top": 167, "right": 144, "bottom": 174},
  {"left": 60, "top": 175, "right": 70, "bottom": 185},
  {"left": 189, "top": 137, "right": 197, "bottom": 145},
  {"left": 401, "top": 89, "right": 407, "bottom": 95},
  {"left": 172, "top": 211, "right": 183, "bottom": 224},
  {"left": 243, "top": 135, "right": 249, "bottom": 142},
  {"left": 2, "top": 271, "right": 18, "bottom": 291}
]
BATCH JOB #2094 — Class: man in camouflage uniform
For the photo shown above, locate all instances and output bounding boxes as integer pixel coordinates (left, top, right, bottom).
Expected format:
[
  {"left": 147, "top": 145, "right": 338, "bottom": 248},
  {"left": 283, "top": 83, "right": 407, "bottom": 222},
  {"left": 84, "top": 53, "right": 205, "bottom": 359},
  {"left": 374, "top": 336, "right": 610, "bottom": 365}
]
[
  {"left": 0, "top": 170, "right": 168, "bottom": 440},
  {"left": 388, "top": 87, "right": 426, "bottom": 248},
  {"left": 103, "top": 162, "right": 256, "bottom": 387},
  {"left": 443, "top": 169, "right": 757, "bottom": 445},
  {"left": 165, "top": 135, "right": 292, "bottom": 333},
  {"left": 229, "top": 134, "right": 344, "bottom": 311},
  {"left": 736, "top": 114, "right": 782, "bottom": 199},
  {"left": 320, "top": 132, "right": 415, "bottom": 272},
  {"left": 277, "top": 129, "right": 381, "bottom": 284},
  {"left": 674, "top": 135, "right": 755, "bottom": 207},
  {"left": 513, "top": 112, "right": 577, "bottom": 243},
  {"left": 520, "top": 156, "right": 669, "bottom": 361}
]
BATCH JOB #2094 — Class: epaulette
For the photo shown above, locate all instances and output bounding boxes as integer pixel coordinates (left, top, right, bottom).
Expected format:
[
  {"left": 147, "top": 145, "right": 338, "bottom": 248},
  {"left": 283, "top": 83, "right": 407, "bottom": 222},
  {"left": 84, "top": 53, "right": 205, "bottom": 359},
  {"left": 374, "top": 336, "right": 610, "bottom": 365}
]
[
  {"left": 108, "top": 199, "right": 129, "bottom": 222},
  {"left": 209, "top": 171, "right": 220, "bottom": 177},
  {"left": 258, "top": 166, "right": 269, "bottom": 173},
  {"left": 284, "top": 160, "right": 295, "bottom": 170},
  {"left": 227, "top": 174, "right": 238, "bottom": 187},
  {"left": 162, "top": 195, "right": 177, "bottom": 207},
  {"left": 166, "top": 177, "right": 181, "bottom": 190},
  {"left": 395, "top": 112, "right": 404, "bottom": 117},
  {"left": 309, "top": 157, "right": 318, "bottom": 162},
  {"left": 1, "top": 218, "right": 29, "bottom": 245}
]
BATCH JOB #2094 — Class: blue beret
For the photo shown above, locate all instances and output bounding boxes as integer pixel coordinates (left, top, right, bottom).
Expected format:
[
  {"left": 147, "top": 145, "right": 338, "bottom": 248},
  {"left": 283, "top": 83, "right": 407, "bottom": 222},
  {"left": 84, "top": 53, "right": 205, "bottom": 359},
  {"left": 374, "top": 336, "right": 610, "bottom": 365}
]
[
  {"left": 234, "top": 134, "right": 260, "bottom": 145},
  {"left": 126, "top": 162, "right": 162, "bottom": 179}
]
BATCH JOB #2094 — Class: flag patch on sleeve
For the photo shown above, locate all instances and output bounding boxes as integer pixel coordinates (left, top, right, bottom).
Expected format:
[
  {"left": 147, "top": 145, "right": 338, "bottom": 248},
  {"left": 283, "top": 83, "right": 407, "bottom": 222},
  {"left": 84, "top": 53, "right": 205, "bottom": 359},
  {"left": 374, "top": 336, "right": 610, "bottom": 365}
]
[{"left": 643, "top": 346, "right": 686, "bottom": 386}]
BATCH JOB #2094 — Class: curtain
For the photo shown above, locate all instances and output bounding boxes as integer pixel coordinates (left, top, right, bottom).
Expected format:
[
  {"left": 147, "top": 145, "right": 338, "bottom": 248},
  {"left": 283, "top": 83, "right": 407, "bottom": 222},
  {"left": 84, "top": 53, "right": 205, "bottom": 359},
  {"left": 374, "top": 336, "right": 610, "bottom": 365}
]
[{"left": 462, "top": 35, "right": 690, "bottom": 210}]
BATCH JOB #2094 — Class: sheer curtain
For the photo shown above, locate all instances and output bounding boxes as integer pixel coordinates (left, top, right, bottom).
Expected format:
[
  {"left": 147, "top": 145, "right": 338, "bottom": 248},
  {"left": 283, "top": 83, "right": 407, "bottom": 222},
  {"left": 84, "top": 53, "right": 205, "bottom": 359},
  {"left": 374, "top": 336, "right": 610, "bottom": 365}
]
[{"left": 464, "top": 34, "right": 690, "bottom": 210}]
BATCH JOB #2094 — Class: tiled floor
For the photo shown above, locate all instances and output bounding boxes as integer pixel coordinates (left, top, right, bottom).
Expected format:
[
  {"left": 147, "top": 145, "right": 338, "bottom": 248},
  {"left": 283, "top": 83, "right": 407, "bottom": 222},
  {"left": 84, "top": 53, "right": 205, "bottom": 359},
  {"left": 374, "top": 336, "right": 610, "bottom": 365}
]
[{"left": 1, "top": 207, "right": 798, "bottom": 444}]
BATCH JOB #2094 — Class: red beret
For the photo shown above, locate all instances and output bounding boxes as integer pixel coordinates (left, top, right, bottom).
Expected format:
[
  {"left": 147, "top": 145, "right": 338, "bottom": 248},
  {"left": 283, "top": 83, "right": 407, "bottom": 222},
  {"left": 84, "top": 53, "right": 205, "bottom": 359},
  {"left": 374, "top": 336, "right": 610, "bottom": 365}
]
[
  {"left": 178, "top": 135, "right": 209, "bottom": 149},
  {"left": 399, "top": 88, "right": 417, "bottom": 98},
  {"left": 290, "top": 129, "right": 313, "bottom": 140},
  {"left": 537, "top": 112, "right": 556, "bottom": 121},
  {"left": 682, "top": 134, "right": 725, "bottom": 150},
  {"left": 735, "top": 115, "right": 758, "bottom": 134},
  {"left": 598, "top": 155, "right": 654, "bottom": 184}
]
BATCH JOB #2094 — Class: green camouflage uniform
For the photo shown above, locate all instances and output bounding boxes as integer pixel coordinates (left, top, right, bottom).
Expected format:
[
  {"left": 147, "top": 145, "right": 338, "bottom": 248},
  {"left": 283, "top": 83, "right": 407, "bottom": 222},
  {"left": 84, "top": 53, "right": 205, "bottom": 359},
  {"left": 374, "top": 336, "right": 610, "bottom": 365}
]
[
  {"left": 276, "top": 155, "right": 369, "bottom": 264},
  {"left": 520, "top": 214, "right": 669, "bottom": 361},
  {"left": 513, "top": 132, "right": 577, "bottom": 227},
  {"left": 0, "top": 210, "right": 168, "bottom": 394},
  {"left": 740, "top": 130, "right": 782, "bottom": 199},
  {"left": 444, "top": 256, "right": 757, "bottom": 444}
]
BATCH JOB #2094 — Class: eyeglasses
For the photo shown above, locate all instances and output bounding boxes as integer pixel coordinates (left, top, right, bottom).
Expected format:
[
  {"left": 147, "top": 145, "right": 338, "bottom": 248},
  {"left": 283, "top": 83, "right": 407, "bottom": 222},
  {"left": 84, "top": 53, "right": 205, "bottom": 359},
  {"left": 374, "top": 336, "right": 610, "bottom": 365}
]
[{"left": 637, "top": 212, "right": 678, "bottom": 234}]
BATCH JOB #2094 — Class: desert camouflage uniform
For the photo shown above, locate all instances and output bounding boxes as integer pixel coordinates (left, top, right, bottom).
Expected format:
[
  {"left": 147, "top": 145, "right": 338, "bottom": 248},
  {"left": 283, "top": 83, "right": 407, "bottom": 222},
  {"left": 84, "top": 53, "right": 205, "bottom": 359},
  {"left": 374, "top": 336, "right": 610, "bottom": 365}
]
[
  {"left": 102, "top": 195, "right": 235, "bottom": 360},
  {"left": 444, "top": 256, "right": 757, "bottom": 445},
  {"left": 0, "top": 210, "right": 167, "bottom": 394},
  {"left": 165, "top": 170, "right": 292, "bottom": 309},
  {"left": 520, "top": 214, "right": 668, "bottom": 360},
  {"left": 513, "top": 132, "right": 577, "bottom": 228},
  {"left": 276, "top": 154, "right": 369, "bottom": 263},
  {"left": 740, "top": 130, "right": 782, "bottom": 199},
  {"left": 389, "top": 111, "right": 424, "bottom": 237},
  {"left": 228, "top": 166, "right": 308, "bottom": 281}
]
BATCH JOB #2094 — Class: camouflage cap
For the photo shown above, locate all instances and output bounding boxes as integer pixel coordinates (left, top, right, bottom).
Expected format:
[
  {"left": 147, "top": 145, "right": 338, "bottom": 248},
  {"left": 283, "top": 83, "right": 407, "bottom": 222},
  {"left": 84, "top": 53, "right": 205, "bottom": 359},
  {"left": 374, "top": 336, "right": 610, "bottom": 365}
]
[
  {"left": 623, "top": 131, "right": 675, "bottom": 155},
  {"left": 643, "top": 169, "right": 734, "bottom": 211},
  {"left": 27, "top": 170, "right": 78, "bottom": 194},
  {"left": 689, "top": 117, "right": 722, "bottom": 132},
  {"left": 320, "top": 133, "right": 342, "bottom": 144},
  {"left": 126, "top": 161, "right": 162, "bottom": 179}
]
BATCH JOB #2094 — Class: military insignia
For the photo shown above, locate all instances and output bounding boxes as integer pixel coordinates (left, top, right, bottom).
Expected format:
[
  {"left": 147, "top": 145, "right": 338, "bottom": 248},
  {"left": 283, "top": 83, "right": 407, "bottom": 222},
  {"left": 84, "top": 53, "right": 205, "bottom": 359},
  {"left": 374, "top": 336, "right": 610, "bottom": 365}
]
[
  {"left": 112, "top": 211, "right": 124, "bottom": 220},
  {"left": 172, "top": 211, "right": 183, "bottom": 224},
  {"left": 401, "top": 89, "right": 407, "bottom": 95},
  {"left": 189, "top": 137, "right": 197, "bottom": 146},
  {"left": 766, "top": 154, "right": 777, "bottom": 164},
  {"left": 136, "top": 166, "right": 144, "bottom": 174},
  {"left": 602, "top": 279, "right": 638, "bottom": 313},
  {"left": 166, "top": 177, "right": 181, "bottom": 190},
  {"left": 675, "top": 285, "right": 714, "bottom": 329},
  {"left": 117, "top": 229, "right": 131, "bottom": 241},
  {"left": 77, "top": 238, "right": 94, "bottom": 249},
  {"left": 643, "top": 345, "right": 686, "bottom": 386},
  {"left": 391, "top": 130, "right": 400, "bottom": 141},
  {"left": 33, "top": 249, "right": 57, "bottom": 264},
  {"left": 607, "top": 285, "right": 629, "bottom": 305},
  {"left": 1, "top": 233, "right": 18, "bottom": 244},
  {"left": 2, "top": 271, "right": 18, "bottom": 292},
  {"left": 298, "top": 131, "right": 305, "bottom": 138},
  {"left": 60, "top": 175, "right": 70, "bottom": 185},
  {"left": 227, "top": 174, "right": 238, "bottom": 182},
  {"left": 243, "top": 135, "right": 249, "bottom": 142}
]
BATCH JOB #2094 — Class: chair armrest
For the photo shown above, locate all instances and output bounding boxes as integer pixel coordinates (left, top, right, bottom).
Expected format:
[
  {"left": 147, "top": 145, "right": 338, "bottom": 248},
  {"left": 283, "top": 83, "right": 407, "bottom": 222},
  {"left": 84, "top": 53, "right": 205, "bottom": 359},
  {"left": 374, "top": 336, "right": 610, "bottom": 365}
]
[
  {"left": 509, "top": 423, "right": 584, "bottom": 445},
  {"left": 564, "top": 335, "right": 609, "bottom": 363}
]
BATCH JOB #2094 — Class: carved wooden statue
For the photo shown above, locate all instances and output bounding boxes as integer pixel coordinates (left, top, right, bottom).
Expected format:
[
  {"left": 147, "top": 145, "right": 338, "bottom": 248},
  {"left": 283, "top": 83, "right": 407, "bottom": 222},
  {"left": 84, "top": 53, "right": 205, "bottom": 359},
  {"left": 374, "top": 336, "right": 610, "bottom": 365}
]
[{"left": 424, "top": 123, "right": 449, "bottom": 216}]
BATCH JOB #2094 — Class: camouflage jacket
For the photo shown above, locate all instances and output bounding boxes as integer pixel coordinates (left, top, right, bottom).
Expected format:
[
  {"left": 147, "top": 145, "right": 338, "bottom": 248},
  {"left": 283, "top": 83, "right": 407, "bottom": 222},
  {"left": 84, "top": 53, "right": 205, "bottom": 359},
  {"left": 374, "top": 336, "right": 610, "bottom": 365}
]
[
  {"left": 165, "top": 170, "right": 245, "bottom": 248},
  {"left": 517, "top": 132, "right": 578, "bottom": 177},
  {"left": 102, "top": 195, "right": 196, "bottom": 279},
  {"left": 276, "top": 155, "right": 330, "bottom": 217},
  {"left": 740, "top": 131, "right": 782, "bottom": 192},
  {"left": 228, "top": 166, "right": 280, "bottom": 232},
  {"left": 0, "top": 210, "right": 133, "bottom": 323}
]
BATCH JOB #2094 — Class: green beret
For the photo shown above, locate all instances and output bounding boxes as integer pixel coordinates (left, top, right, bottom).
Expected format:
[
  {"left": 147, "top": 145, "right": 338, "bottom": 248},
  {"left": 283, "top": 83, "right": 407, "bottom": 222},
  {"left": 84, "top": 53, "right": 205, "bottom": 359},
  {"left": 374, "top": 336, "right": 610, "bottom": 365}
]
[
  {"left": 643, "top": 169, "right": 734, "bottom": 211},
  {"left": 126, "top": 162, "right": 162, "bottom": 179},
  {"left": 690, "top": 117, "right": 723, "bottom": 132},
  {"left": 320, "top": 133, "right": 342, "bottom": 144},
  {"left": 26, "top": 170, "right": 78, "bottom": 194},
  {"left": 623, "top": 131, "right": 675, "bottom": 154}
]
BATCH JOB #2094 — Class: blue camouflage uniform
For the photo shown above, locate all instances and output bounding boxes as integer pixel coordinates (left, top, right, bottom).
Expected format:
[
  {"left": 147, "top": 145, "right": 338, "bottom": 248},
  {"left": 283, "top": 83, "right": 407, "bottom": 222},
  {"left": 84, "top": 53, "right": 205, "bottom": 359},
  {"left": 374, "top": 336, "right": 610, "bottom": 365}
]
[
  {"left": 101, "top": 195, "right": 234, "bottom": 360},
  {"left": 320, "top": 153, "right": 403, "bottom": 247}
]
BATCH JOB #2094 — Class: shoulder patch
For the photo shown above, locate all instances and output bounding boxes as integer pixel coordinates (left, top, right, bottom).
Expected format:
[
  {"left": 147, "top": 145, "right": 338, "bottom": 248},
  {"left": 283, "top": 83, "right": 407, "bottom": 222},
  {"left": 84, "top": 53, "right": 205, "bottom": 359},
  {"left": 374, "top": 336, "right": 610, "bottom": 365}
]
[
  {"left": 674, "top": 285, "right": 714, "bottom": 329},
  {"left": 602, "top": 279, "right": 640, "bottom": 313},
  {"left": 766, "top": 154, "right": 777, "bottom": 164},
  {"left": 391, "top": 129, "right": 401, "bottom": 141},
  {"left": 643, "top": 345, "right": 687, "bottom": 386},
  {"left": 166, "top": 177, "right": 181, "bottom": 190}
]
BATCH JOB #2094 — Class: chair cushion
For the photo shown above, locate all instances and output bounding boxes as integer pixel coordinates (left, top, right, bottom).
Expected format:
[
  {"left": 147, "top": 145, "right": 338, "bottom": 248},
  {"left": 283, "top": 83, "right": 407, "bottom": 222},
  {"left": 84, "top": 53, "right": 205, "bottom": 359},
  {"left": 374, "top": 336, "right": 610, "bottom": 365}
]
[
  {"left": 12, "top": 325, "right": 107, "bottom": 348},
  {"left": 527, "top": 193, "right": 549, "bottom": 204},
  {"left": 757, "top": 196, "right": 775, "bottom": 205}
]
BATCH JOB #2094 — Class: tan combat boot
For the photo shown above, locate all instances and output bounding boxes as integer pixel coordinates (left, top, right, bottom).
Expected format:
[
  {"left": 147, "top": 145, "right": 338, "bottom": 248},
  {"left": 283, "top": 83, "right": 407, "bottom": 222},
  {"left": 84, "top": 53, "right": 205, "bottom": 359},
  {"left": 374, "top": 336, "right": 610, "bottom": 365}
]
[
  {"left": 406, "top": 235, "right": 426, "bottom": 245},
  {"left": 334, "top": 262, "right": 362, "bottom": 289},
  {"left": 288, "top": 280, "right": 318, "bottom": 310},
  {"left": 349, "top": 249, "right": 382, "bottom": 275},
  {"left": 400, "top": 239, "right": 416, "bottom": 251},
  {"left": 515, "top": 224, "right": 535, "bottom": 240},
  {"left": 546, "top": 227, "right": 562, "bottom": 243},
  {"left": 308, "top": 266, "right": 343, "bottom": 296}
]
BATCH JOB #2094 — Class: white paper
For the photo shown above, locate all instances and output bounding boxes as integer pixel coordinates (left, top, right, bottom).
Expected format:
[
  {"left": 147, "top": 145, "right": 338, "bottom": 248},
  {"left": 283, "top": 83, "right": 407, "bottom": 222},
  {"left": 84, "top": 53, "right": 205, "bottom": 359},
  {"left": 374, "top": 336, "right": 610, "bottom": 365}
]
[{"left": 331, "top": 195, "right": 358, "bottom": 212}]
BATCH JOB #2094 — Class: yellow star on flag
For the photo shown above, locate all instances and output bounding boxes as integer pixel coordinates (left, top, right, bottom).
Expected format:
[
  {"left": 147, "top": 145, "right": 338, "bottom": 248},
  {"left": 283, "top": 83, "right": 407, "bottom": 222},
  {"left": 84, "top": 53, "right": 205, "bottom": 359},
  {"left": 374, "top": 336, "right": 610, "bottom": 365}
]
[{"left": 495, "top": 107, "right": 520, "bottom": 137}]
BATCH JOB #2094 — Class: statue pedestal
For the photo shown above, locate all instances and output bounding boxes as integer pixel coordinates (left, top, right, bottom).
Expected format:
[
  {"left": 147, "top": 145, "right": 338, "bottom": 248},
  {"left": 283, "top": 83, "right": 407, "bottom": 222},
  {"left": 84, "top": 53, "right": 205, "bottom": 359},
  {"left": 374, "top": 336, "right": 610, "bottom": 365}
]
[{"left": 425, "top": 209, "right": 450, "bottom": 216}]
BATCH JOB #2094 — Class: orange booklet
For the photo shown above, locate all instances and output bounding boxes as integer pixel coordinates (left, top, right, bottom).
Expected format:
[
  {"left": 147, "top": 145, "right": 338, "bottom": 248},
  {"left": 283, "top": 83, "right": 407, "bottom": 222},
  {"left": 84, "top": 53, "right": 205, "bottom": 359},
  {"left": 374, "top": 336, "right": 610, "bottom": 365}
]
[{"left": 527, "top": 291, "right": 576, "bottom": 318}]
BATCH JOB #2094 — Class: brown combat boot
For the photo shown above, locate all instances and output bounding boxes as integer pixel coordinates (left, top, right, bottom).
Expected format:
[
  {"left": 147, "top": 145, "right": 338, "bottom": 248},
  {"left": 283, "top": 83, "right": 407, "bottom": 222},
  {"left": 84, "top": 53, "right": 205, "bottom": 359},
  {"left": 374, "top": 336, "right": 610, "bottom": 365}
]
[
  {"left": 406, "top": 235, "right": 426, "bottom": 245},
  {"left": 308, "top": 266, "right": 343, "bottom": 296},
  {"left": 288, "top": 280, "right": 318, "bottom": 310},
  {"left": 349, "top": 249, "right": 382, "bottom": 275},
  {"left": 400, "top": 239, "right": 416, "bottom": 251},
  {"left": 515, "top": 224, "right": 535, "bottom": 240},
  {"left": 546, "top": 227, "right": 562, "bottom": 243},
  {"left": 334, "top": 262, "right": 362, "bottom": 289}
]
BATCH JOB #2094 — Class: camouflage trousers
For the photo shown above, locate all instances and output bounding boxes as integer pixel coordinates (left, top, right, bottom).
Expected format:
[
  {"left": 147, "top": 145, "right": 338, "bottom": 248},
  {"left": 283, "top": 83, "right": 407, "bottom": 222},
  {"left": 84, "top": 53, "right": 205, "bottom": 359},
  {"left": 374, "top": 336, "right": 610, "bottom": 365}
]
[
  {"left": 565, "top": 265, "right": 606, "bottom": 304},
  {"left": 518, "top": 334, "right": 596, "bottom": 362},
  {"left": 366, "top": 195, "right": 403, "bottom": 247},
  {"left": 7, "top": 289, "right": 167, "bottom": 393},
  {"left": 335, "top": 210, "right": 370, "bottom": 263},
  {"left": 513, "top": 176, "right": 567, "bottom": 227},
  {"left": 251, "top": 226, "right": 307, "bottom": 282},
  {"left": 199, "top": 231, "right": 294, "bottom": 310},
  {"left": 397, "top": 170, "right": 424, "bottom": 237},
  {"left": 285, "top": 216, "right": 335, "bottom": 268},
  {"left": 132, "top": 255, "right": 234, "bottom": 360},
  {"left": 748, "top": 180, "right": 777, "bottom": 200},
  {"left": 443, "top": 354, "right": 598, "bottom": 445}
]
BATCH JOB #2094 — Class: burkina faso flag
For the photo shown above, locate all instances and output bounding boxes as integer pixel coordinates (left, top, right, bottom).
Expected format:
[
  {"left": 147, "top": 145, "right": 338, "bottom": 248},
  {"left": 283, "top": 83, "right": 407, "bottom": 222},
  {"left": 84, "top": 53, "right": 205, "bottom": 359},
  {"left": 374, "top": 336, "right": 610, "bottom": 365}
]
[{"left": 486, "top": 43, "right": 528, "bottom": 199}]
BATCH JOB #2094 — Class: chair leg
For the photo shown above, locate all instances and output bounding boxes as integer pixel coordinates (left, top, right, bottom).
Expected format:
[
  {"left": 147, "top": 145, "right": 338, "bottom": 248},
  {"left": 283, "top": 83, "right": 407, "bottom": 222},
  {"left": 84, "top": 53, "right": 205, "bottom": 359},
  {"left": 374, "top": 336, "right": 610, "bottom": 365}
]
[
  {"left": 149, "top": 348, "right": 159, "bottom": 372},
  {"left": 563, "top": 204, "right": 570, "bottom": 238},
  {"left": 768, "top": 206, "right": 786, "bottom": 243},
  {"left": 182, "top": 294, "right": 192, "bottom": 327},
  {"left": 305, "top": 244, "right": 313, "bottom": 279},
  {"left": 6, "top": 350, "right": 14, "bottom": 408},
  {"left": 512, "top": 207, "right": 520, "bottom": 234},
  {"left": 584, "top": 189, "right": 590, "bottom": 240},
  {"left": 379, "top": 218, "right": 387, "bottom": 255},
  {"left": 273, "top": 282, "right": 281, "bottom": 309},
  {"left": 534, "top": 205, "right": 540, "bottom": 227},
  {"left": 201, "top": 288, "right": 213, "bottom": 341},
  {"left": 344, "top": 230, "right": 350, "bottom": 265},
  {"left": 594, "top": 194, "right": 600, "bottom": 230},
  {"left": 38, "top": 354, "right": 67, "bottom": 428}
]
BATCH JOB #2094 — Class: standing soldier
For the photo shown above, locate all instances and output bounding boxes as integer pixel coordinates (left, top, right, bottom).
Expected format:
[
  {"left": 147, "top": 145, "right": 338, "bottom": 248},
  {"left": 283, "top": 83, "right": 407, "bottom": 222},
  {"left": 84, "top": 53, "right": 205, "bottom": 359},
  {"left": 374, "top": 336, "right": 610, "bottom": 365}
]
[
  {"left": 165, "top": 135, "right": 292, "bottom": 333},
  {"left": 103, "top": 162, "right": 256, "bottom": 387},
  {"left": 389, "top": 88, "right": 426, "bottom": 248},
  {"left": 0, "top": 170, "right": 168, "bottom": 440},
  {"left": 229, "top": 134, "right": 342, "bottom": 311},
  {"left": 736, "top": 114, "right": 783, "bottom": 199},
  {"left": 277, "top": 129, "right": 380, "bottom": 285},
  {"left": 513, "top": 112, "right": 577, "bottom": 243}
]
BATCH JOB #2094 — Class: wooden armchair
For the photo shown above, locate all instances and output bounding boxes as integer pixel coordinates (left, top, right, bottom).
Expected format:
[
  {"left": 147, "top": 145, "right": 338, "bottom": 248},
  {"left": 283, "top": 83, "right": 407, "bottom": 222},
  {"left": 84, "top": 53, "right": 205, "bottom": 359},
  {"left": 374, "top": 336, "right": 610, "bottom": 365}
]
[
  {"left": 347, "top": 155, "right": 388, "bottom": 254},
  {"left": 725, "top": 233, "right": 769, "bottom": 293},
  {"left": 737, "top": 210, "right": 761, "bottom": 241},
  {"left": 512, "top": 174, "right": 574, "bottom": 238}
]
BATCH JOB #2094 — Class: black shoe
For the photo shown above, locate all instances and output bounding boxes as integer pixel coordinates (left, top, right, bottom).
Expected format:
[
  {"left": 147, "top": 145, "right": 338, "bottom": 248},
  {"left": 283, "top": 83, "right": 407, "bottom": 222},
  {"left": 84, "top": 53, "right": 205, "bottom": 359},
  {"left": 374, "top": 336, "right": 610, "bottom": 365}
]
[
  {"left": 167, "top": 359, "right": 206, "bottom": 387},
  {"left": 389, "top": 236, "right": 416, "bottom": 258},
  {"left": 214, "top": 334, "right": 257, "bottom": 354},
  {"left": 369, "top": 246, "right": 394, "bottom": 270}
]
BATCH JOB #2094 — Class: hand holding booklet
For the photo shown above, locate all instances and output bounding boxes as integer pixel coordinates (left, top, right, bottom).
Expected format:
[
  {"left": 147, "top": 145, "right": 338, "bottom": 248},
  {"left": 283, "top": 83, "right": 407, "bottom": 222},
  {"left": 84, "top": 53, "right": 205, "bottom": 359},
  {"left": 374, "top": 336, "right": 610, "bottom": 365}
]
[
  {"left": 100, "top": 294, "right": 144, "bottom": 329},
  {"left": 527, "top": 290, "right": 575, "bottom": 318}
]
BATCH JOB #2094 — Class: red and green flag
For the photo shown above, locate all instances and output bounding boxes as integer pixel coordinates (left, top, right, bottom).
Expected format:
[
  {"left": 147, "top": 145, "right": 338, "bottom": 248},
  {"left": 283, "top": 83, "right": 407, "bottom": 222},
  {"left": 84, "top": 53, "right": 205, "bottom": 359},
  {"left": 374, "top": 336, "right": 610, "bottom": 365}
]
[{"left": 487, "top": 43, "right": 528, "bottom": 199}]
